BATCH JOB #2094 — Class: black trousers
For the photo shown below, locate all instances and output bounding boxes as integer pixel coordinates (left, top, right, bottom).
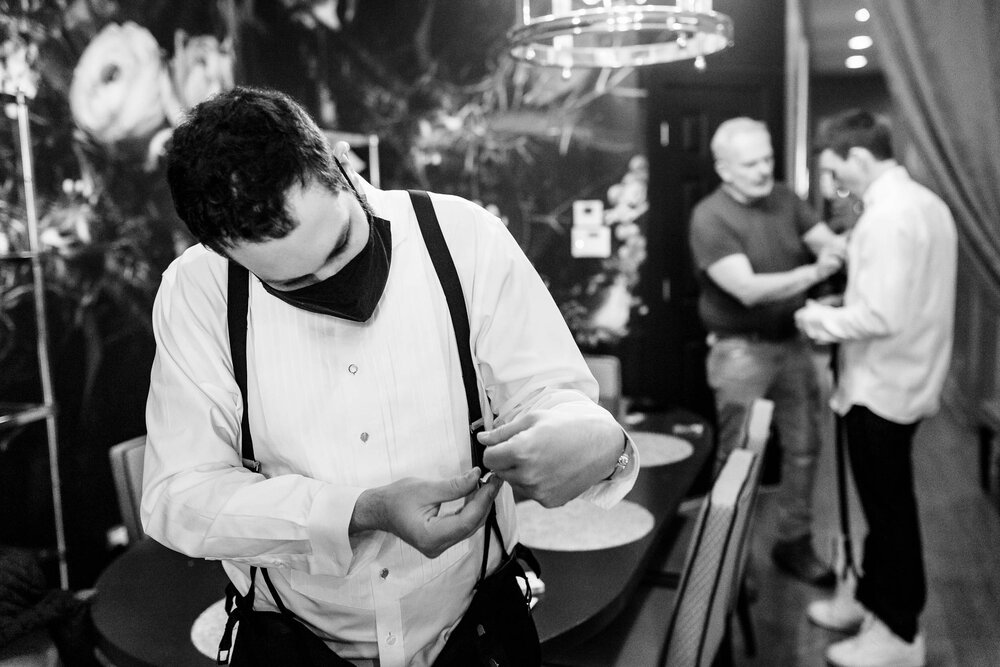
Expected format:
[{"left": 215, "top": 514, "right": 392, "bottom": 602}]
[{"left": 844, "top": 405, "right": 925, "bottom": 642}]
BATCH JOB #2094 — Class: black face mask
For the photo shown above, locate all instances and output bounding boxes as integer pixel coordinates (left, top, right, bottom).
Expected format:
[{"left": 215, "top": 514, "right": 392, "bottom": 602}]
[
  {"left": 260, "top": 213, "right": 391, "bottom": 322},
  {"left": 259, "top": 161, "right": 391, "bottom": 322}
]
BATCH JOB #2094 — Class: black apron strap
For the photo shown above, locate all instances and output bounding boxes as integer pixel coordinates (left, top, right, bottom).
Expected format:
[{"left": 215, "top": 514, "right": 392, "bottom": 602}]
[
  {"left": 217, "top": 566, "right": 259, "bottom": 664},
  {"left": 260, "top": 568, "right": 291, "bottom": 615}
]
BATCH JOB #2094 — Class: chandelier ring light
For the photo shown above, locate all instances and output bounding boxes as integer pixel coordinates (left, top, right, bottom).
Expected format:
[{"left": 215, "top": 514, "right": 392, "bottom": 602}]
[{"left": 508, "top": 1, "right": 734, "bottom": 69}]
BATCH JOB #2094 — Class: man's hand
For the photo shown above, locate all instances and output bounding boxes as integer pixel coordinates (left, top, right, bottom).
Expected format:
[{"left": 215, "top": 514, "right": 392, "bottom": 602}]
[
  {"left": 815, "top": 244, "right": 845, "bottom": 281},
  {"left": 795, "top": 299, "right": 837, "bottom": 344},
  {"left": 478, "top": 409, "right": 623, "bottom": 508},
  {"left": 350, "top": 468, "right": 501, "bottom": 559}
]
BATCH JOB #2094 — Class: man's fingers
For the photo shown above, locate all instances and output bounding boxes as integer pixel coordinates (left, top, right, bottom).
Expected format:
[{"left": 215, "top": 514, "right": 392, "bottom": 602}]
[
  {"left": 477, "top": 414, "right": 533, "bottom": 446},
  {"left": 436, "top": 468, "right": 481, "bottom": 503},
  {"left": 481, "top": 446, "right": 519, "bottom": 476},
  {"left": 430, "top": 477, "right": 502, "bottom": 546}
]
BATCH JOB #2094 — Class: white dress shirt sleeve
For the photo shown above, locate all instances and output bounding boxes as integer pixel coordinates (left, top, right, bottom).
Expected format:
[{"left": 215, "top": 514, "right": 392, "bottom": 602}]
[
  {"left": 796, "top": 211, "right": 912, "bottom": 344},
  {"left": 438, "top": 195, "right": 637, "bottom": 507}
]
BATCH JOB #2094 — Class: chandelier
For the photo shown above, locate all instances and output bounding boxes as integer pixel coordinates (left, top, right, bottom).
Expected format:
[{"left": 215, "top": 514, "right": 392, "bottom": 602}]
[{"left": 508, "top": 0, "right": 734, "bottom": 70}]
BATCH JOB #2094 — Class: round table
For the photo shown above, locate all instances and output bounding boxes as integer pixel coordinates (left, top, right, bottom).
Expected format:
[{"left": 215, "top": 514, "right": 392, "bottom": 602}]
[
  {"left": 629, "top": 430, "right": 694, "bottom": 467},
  {"left": 89, "top": 411, "right": 713, "bottom": 662},
  {"left": 92, "top": 539, "right": 229, "bottom": 667}
]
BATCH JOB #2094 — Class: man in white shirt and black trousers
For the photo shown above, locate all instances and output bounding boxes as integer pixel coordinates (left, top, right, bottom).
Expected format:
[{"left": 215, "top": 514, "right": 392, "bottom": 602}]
[
  {"left": 796, "top": 109, "right": 957, "bottom": 667},
  {"left": 142, "top": 86, "right": 636, "bottom": 667}
]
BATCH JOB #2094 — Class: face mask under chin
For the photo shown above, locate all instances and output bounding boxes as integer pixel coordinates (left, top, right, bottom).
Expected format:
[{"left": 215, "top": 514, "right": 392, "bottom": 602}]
[{"left": 259, "top": 213, "right": 392, "bottom": 322}]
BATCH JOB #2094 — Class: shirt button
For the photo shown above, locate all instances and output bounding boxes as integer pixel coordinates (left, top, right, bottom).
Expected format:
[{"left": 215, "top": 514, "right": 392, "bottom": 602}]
[
  {"left": 348, "top": 364, "right": 358, "bottom": 374},
  {"left": 380, "top": 568, "right": 389, "bottom": 579},
  {"left": 386, "top": 633, "right": 397, "bottom": 646},
  {"left": 360, "top": 432, "right": 369, "bottom": 443}
]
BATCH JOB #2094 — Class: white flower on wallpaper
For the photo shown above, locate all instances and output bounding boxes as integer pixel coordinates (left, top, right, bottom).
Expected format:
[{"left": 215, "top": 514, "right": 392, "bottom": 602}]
[
  {"left": 163, "top": 31, "right": 234, "bottom": 126},
  {"left": 0, "top": 34, "right": 38, "bottom": 99},
  {"left": 278, "top": 0, "right": 357, "bottom": 31},
  {"left": 560, "top": 154, "right": 650, "bottom": 348},
  {"left": 69, "top": 21, "right": 169, "bottom": 146},
  {"left": 69, "top": 21, "right": 234, "bottom": 172},
  {"left": 151, "top": 30, "right": 235, "bottom": 170}
]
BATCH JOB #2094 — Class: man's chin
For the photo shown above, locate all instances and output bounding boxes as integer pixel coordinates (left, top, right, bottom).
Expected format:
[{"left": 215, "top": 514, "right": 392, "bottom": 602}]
[
  {"left": 740, "top": 185, "right": 774, "bottom": 203},
  {"left": 724, "top": 182, "right": 774, "bottom": 204},
  {"left": 754, "top": 182, "right": 775, "bottom": 198}
]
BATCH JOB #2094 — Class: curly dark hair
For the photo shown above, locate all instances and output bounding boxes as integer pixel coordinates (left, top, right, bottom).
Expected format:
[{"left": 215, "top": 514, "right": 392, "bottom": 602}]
[
  {"left": 814, "top": 109, "right": 895, "bottom": 161},
  {"left": 165, "top": 87, "right": 347, "bottom": 253}
]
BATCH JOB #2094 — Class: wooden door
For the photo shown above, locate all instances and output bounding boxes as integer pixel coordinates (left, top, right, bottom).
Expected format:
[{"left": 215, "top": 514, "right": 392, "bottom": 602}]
[{"left": 629, "top": 83, "right": 779, "bottom": 421}]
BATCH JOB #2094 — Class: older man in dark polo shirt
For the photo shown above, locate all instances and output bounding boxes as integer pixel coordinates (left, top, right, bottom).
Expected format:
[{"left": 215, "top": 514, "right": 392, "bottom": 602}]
[{"left": 689, "top": 117, "right": 845, "bottom": 587}]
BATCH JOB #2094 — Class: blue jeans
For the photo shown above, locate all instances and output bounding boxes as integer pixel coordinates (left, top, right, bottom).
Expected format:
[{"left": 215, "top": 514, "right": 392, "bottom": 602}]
[{"left": 706, "top": 335, "right": 822, "bottom": 541}]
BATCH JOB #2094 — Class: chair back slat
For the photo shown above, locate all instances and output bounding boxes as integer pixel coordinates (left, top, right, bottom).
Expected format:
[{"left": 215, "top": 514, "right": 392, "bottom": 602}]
[
  {"left": 109, "top": 435, "right": 147, "bottom": 545},
  {"left": 661, "top": 446, "right": 760, "bottom": 667}
]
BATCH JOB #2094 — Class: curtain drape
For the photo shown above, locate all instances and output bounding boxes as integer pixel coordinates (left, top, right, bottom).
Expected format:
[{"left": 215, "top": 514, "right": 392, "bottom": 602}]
[
  {"left": 868, "top": 0, "right": 1000, "bottom": 295},
  {"left": 867, "top": 1, "right": 1000, "bottom": 408}
]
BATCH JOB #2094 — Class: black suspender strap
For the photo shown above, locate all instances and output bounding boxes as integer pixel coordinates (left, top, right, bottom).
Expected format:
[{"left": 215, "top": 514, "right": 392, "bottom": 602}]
[
  {"left": 222, "top": 263, "right": 300, "bottom": 661},
  {"left": 407, "top": 190, "right": 506, "bottom": 581},
  {"left": 223, "top": 190, "right": 505, "bottom": 615},
  {"left": 406, "top": 190, "right": 485, "bottom": 466},
  {"left": 226, "top": 261, "right": 259, "bottom": 473}
]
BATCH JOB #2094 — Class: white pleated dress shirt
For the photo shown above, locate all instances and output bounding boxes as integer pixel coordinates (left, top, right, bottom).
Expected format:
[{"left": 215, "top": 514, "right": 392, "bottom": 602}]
[
  {"left": 142, "top": 184, "right": 637, "bottom": 666},
  {"left": 796, "top": 166, "right": 957, "bottom": 424}
]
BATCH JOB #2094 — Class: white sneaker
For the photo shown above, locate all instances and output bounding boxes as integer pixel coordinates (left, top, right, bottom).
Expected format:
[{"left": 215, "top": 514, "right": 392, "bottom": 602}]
[
  {"left": 825, "top": 614, "right": 926, "bottom": 667},
  {"left": 807, "top": 594, "right": 866, "bottom": 632}
]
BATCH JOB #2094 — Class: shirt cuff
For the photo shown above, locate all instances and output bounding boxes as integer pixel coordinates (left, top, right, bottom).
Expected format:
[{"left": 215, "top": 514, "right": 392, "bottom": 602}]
[
  {"left": 577, "top": 429, "right": 639, "bottom": 509},
  {"left": 797, "top": 303, "right": 840, "bottom": 344},
  {"left": 306, "top": 483, "right": 386, "bottom": 577}
]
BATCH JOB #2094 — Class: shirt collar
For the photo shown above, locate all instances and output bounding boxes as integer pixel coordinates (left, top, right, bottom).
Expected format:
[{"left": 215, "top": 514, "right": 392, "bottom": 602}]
[
  {"left": 357, "top": 179, "right": 408, "bottom": 249},
  {"left": 862, "top": 164, "right": 909, "bottom": 210}
]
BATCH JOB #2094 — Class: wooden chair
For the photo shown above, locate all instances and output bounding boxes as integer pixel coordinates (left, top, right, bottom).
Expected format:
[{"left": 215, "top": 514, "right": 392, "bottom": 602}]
[
  {"left": 647, "top": 399, "right": 773, "bottom": 658},
  {"left": 658, "top": 446, "right": 761, "bottom": 666},
  {"left": 541, "top": 408, "right": 768, "bottom": 667},
  {"left": 583, "top": 353, "right": 625, "bottom": 421},
  {"left": 648, "top": 400, "right": 773, "bottom": 573},
  {"left": 108, "top": 435, "right": 147, "bottom": 545}
]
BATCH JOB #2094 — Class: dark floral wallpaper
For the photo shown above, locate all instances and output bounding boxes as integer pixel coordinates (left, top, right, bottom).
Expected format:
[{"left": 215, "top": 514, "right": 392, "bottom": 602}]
[{"left": 0, "top": 0, "right": 649, "bottom": 586}]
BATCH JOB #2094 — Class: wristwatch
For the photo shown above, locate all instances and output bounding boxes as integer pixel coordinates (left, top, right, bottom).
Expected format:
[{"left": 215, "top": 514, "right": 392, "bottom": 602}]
[{"left": 606, "top": 438, "right": 630, "bottom": 480}]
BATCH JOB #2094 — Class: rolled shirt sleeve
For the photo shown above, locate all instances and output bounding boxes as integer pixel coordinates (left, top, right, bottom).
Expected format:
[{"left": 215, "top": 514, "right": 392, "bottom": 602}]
[
  {"left": 796, "top": 211, "right": 911, "bottom": 344},
  {"left": 438, "top": 193, "right": 637, "bottom": 508}
]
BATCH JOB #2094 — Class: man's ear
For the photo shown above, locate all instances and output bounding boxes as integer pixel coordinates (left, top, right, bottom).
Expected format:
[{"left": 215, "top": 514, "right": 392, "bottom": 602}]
[
  {"left": 332, "top": 140, "right": 372, "bottom": 191},
  {"left": 715, "top": 159, "right": 731, "bottom": 183},
  {"left": 332, "top": 140, "right": 352, "bottom": 163},
  {"left": 847, "top": 146, "right": 875, "bottom": 166}
]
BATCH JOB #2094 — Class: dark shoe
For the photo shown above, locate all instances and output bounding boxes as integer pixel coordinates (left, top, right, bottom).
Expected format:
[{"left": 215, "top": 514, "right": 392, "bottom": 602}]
[{"left": 771, "top": 535, "right": 836, "bottom": 588}]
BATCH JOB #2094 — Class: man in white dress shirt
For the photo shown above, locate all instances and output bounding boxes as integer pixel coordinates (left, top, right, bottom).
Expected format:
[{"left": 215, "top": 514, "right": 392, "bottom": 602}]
[
  {"left": 796, "top": 110, "right": 957, "bottom": 667},
  {"left": 143, "top": 87, "right": 636, "bottom": 667}
]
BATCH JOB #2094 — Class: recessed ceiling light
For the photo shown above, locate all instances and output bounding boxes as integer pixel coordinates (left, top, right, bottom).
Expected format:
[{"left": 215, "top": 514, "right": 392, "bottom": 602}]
[
  {"left": 848, "top": 35, "right": 874, "bottom": 50},
  {"left": 845, "top": 55, "right": 868, "bottom": 69},
  {"left": 855, "top": 8, "right": 871, "bottom": 22}
]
